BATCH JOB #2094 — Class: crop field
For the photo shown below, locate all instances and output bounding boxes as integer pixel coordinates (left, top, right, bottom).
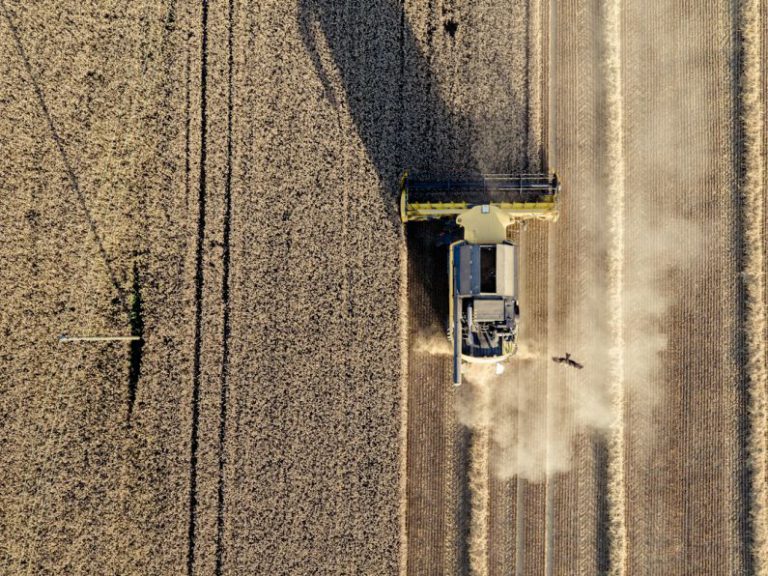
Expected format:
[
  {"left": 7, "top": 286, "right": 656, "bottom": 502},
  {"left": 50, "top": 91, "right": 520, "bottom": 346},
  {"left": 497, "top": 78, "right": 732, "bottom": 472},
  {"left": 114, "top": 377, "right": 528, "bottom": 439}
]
[{"left": 0, "top": 0, "right": 765, "bottom": 575}]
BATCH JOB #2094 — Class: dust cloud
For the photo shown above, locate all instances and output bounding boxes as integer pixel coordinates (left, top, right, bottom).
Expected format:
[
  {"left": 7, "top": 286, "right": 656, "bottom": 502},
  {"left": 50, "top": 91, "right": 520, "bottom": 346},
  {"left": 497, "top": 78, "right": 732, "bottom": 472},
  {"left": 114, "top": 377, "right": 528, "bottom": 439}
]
[
  {"left": 449, "top": 0, "right": 716, "bottom": 487},
  {"left": 412, "top": 325, "right": 452, "bottom": 357},
  {"left": 451, "top": 195, "right": 705, "bottom": 485}
]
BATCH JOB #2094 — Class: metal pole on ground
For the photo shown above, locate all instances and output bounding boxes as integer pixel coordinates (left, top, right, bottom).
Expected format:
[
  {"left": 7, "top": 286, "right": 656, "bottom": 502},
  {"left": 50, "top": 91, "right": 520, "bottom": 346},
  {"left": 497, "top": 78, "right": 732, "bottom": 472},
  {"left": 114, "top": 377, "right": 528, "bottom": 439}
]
[{"left": 58, "top": 335, "right": 141, "bottom": 343}]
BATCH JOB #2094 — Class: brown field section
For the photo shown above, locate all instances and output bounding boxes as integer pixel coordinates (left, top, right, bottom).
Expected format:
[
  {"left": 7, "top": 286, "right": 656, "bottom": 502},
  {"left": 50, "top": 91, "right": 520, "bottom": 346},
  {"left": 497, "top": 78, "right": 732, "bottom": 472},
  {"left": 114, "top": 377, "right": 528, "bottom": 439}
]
[
  {"left": 1, "top": 0, "right": 767, "bottom": 575},
  {"left": 217, "top": 0, "right": 404, "bottom": 573},
  {"left": 545, "top": 0, "right": 765, "bottom": 574},
  {"left": 619, "top": 2, "right": 745, "bottom": 573},
  {"left": 0, "top": 0, "right": 205, "bottom": 573}
]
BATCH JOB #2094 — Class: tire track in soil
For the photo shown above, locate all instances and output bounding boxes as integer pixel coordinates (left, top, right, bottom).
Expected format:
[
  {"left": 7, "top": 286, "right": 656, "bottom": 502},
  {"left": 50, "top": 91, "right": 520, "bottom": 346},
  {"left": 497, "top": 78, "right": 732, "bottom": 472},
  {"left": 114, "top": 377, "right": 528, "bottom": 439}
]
[
  {"left": 213, "top": 0, "right": 235, "bottom": 572},
  {"left": 187, "top": 1, "right": 210, "bottom": 574}
]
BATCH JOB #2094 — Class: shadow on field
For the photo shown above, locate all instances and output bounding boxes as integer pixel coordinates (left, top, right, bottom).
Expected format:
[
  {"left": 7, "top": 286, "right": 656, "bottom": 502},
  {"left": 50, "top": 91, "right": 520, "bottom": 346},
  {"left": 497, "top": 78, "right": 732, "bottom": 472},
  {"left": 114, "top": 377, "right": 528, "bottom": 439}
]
[
  {"left": 128, "top": 263, "right": 144, "bottom": 423},
  {"left": 298, "top": 0, "right": 486, "bottom": 323},
  {"left": 298, "top": 1, "right": 484, "bottom": 570},
  {"left": 594, "top": 435, "right": 610, "bottom": 573}
]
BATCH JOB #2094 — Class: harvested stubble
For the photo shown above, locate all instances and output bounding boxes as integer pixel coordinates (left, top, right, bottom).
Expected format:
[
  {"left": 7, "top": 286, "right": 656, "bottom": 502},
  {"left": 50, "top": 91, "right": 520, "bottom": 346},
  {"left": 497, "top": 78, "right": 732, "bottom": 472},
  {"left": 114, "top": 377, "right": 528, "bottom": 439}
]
[{"left": 545, "top": 0, "right": 759, "bottom": 574}]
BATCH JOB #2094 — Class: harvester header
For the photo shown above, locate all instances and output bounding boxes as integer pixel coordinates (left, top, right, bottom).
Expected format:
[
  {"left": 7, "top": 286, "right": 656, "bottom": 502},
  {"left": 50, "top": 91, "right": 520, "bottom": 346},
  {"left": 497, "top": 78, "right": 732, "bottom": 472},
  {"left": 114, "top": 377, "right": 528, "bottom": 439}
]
[
  {"left": 400, "top": 172, "right": 560, "bottom": 223},
  {"left": 400, "top": 171, "right": 561, "bottom": 386}
]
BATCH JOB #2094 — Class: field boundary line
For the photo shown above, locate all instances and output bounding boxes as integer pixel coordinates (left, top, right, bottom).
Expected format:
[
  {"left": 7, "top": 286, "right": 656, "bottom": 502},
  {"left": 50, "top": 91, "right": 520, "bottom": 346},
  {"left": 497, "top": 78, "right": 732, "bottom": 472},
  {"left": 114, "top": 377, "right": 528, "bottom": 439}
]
[
  {"left": 397, "top": 3, "right": 409, "bottom": 572},
  {"left": 740, "top": 0, "right": 768, "bottom": 573},
  {"left": 399, "top": 238, "right": 409, "bottom": 576},
  {"left": 544, "top": 0, "right": 557, "bottom": 574}
]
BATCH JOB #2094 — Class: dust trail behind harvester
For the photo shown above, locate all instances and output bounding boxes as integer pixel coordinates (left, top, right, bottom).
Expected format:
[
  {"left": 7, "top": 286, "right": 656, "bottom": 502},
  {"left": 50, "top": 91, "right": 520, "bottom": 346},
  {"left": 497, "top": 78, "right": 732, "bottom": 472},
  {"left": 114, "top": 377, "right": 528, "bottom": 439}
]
[
  {"left": 412, "top": 326, "right": 452, "bottom": 357},
  {"left": 460, "top": 368, "right": 493, "bottom": 576}
]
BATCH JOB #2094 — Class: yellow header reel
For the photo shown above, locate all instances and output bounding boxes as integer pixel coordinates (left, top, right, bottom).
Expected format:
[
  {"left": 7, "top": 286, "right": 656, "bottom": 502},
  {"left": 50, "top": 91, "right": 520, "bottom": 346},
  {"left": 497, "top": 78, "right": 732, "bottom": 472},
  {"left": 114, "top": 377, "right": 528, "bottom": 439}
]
[{"left": 400, "top": 172, "right": 561, "bottom": 223}]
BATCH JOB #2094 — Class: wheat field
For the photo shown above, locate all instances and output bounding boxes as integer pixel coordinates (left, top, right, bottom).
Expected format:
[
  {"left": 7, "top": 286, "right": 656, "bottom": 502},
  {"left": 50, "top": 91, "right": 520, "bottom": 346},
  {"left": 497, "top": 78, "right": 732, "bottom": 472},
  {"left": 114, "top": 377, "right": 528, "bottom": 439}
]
[{"left": 1, "top": 0, "right": 766, "bottom": 575}]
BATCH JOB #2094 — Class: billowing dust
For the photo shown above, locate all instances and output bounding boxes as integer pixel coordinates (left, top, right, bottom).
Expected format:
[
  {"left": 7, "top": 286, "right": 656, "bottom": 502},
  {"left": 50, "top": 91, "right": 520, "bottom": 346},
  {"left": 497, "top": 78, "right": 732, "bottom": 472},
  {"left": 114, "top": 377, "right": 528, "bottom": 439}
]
[
  {"left": 412, "top": 325, "right": 452, "bottom": 356},
  {"left": 435, "top": 210, "right": 706, "bottom": 486}
]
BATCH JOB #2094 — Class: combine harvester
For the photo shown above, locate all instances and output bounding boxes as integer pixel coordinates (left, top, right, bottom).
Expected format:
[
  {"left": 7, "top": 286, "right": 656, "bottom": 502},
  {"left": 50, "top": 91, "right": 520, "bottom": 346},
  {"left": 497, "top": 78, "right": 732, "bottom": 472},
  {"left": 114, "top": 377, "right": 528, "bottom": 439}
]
[{"left": 400, "top": 173, "right": 560, "bottom": 386}]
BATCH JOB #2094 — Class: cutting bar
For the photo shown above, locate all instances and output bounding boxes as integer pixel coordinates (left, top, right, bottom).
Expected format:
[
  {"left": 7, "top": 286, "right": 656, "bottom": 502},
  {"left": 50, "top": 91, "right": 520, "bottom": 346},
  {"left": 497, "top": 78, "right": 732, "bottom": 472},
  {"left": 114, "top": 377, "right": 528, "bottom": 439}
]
[{"left": 400, "top": 172, "right": 560, "bottom": 222}]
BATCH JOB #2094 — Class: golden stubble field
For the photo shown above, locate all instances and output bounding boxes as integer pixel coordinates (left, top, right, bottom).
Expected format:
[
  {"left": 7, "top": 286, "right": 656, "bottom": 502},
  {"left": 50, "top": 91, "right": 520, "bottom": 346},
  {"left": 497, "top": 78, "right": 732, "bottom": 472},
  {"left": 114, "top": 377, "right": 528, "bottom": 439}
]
[{"left": 1, "top": 0, "right": 766, "bottom": 575}]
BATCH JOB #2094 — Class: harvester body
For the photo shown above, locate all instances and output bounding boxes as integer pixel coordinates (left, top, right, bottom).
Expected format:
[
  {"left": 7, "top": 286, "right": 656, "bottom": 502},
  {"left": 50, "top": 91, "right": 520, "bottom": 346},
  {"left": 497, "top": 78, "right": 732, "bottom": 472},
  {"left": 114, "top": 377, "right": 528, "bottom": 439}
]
[{"left": 401, "top": 173, "right": 560, "bottom": 386}]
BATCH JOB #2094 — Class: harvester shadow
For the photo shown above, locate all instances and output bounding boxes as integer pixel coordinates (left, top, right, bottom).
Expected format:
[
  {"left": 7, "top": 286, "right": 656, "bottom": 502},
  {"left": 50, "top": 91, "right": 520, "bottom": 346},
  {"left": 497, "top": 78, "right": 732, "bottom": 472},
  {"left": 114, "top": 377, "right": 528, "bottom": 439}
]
[
  {"left": 299, "top": 0, "right": 489, "bottom": 323},
  {"left": 594, "top": 434, "right": 610, "bottom": 573},
  {"left": 298, "top": 1, "right": 478, "bottom": 569}
]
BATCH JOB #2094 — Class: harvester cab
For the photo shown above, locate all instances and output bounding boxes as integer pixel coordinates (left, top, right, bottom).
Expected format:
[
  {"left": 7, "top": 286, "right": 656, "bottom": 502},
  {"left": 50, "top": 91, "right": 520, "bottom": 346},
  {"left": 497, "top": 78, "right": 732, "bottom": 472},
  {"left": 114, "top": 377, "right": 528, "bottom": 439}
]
[{"left": 400, "top": 173, "right": 560, "bottom": 386}]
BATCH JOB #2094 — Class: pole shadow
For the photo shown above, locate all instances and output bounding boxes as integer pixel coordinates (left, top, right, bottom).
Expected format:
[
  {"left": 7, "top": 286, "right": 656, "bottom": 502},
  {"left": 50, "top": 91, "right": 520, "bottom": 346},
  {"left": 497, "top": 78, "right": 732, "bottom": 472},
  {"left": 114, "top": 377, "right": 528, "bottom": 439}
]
[{"left": 128, "top": 263, "right": 144, "bottom": 422}]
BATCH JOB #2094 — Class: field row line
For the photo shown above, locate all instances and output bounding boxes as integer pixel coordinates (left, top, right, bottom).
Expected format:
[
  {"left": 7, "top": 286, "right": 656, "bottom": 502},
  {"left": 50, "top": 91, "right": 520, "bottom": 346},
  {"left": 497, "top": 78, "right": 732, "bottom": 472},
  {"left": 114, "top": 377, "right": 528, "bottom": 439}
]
[
  {"left": 214, "top": 0, "right": 236, "bottom": 573},
  {"left": 187, "top": 0, "right": 210, "bottom": 573}
]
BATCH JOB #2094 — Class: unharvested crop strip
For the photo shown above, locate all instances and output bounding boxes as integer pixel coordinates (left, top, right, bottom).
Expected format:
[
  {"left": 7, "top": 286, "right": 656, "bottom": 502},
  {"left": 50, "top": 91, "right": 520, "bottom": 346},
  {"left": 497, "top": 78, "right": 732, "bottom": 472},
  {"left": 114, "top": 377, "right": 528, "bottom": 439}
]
[
  {"left": 1, "top": 1, "right": 128, "bottom": 313},
  {"left": 468, "top": 424, "right": 490, "bottom": 576},
  {"left": 739, "top": 0, "right": 768, "bottom": 572},
  {"left": 525, "top": 0, "right": 543, "bottom": 170},
  {"left": 600, "top": 0, "right": 627, "bottom": 574},
  {"left": 187, "top": 1, "right": 209, "bottom": 575},
  {"left": 522, "top": 0, "right": 532, "bottom": 170},
  {"left": 544, "top": 1, "right": 557, "bottom": 573},
  {"left": 214, "top": 0, "right": 235, "bottom": 572}
]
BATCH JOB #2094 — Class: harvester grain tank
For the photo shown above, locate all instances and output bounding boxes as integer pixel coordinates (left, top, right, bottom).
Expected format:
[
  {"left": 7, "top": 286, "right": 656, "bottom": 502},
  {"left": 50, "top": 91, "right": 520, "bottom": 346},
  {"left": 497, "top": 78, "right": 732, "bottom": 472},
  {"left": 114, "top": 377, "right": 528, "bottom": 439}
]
[{"left": 400, "top": 173, "right": 560, "bottom": 386}]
